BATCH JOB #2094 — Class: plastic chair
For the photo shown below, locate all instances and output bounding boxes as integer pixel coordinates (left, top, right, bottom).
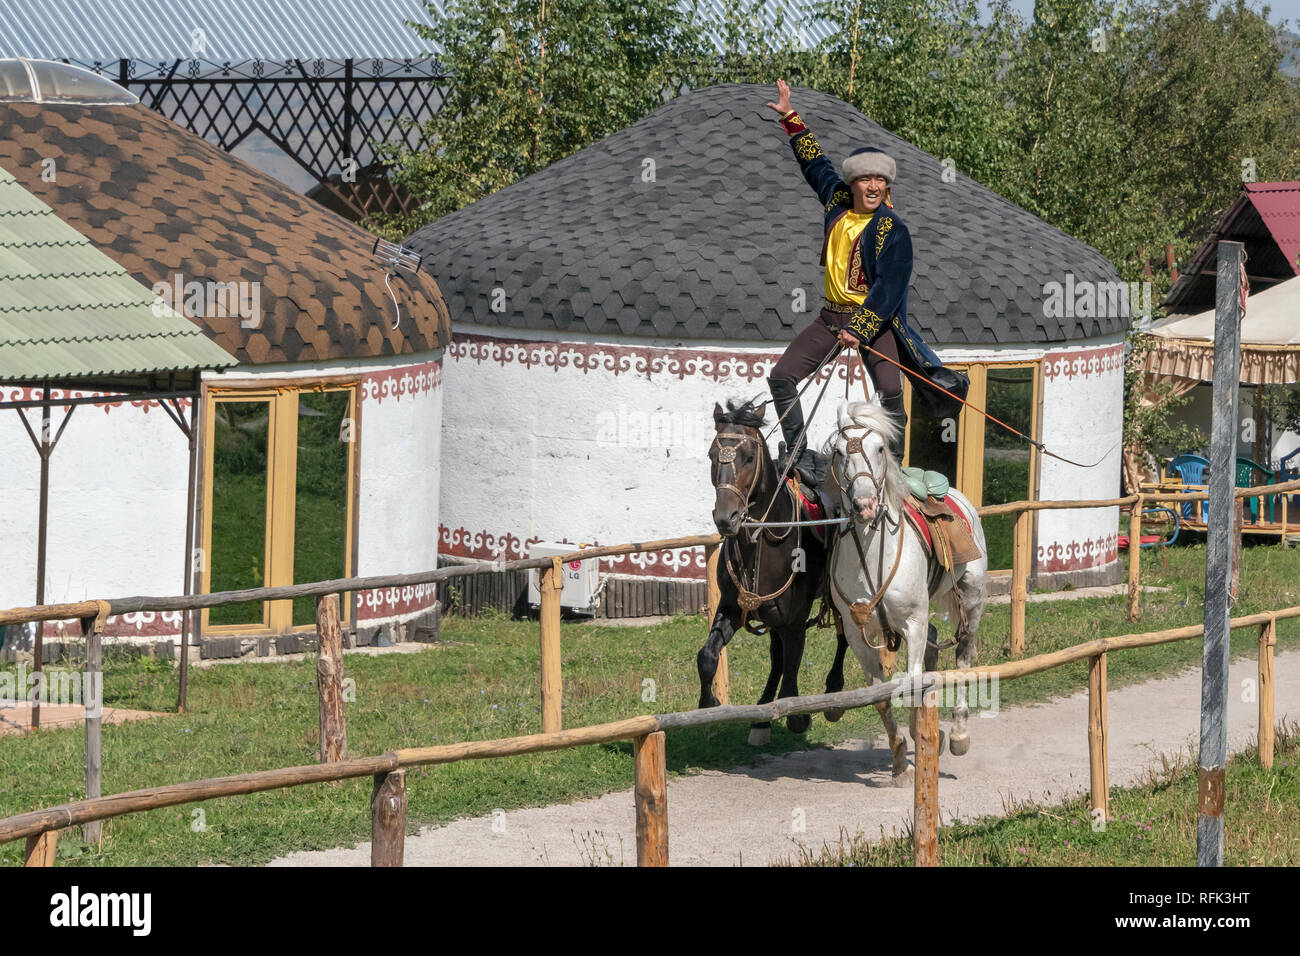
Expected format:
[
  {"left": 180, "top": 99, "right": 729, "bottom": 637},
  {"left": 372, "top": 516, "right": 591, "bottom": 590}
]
[
  {"left": 1279, "top": 447, "right": 1300, "bottom": 523},
  {"left": 1279, "top": 446, "right": 1300, "bottom": 481},
  {"left": 1167, "top": 454, "right": 1209, "bottom": 522},
  {"left": 1236, "top": 457, "right": 1276, "bottom": 523}
]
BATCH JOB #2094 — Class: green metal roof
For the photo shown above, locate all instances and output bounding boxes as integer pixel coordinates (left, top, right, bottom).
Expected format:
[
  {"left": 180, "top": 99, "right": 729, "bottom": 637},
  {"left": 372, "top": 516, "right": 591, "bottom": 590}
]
[{"left": 0, "top": 163, "right": 236, "bottom": 382}]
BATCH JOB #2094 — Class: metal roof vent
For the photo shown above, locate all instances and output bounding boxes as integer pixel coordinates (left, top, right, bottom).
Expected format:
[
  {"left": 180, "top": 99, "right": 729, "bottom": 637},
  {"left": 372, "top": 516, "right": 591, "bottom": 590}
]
[{"left": 0, "top": 58, "right": 138, "bottom": 105}]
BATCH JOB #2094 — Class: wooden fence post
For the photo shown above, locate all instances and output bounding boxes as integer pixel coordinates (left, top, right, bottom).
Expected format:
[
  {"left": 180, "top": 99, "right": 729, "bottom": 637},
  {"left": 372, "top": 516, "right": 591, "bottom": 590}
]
[
  {"left": 1088, "top": 652, "right": 1109, "bottom": 822},
  {"left": 1010, "top": 509, "right": 1028, "bottom": 658},
  {"left": 370, "top": 770, "right": 407, "bottom": 867},
  {"left": 540, "top": 557, "right": 563, "bottom": 734},
  {"left": 705, "top": 543, "right": 728, "bottom": 705},
  {"left": 1199, "top": 240, "right": 1243, "bottom": 867},
  {"left": 315, "top": 594, "right": 347, "bottom": 763},
  {"left": 1127, "top": 498, "right": 1142, "bottom": 622},
  {"left": 633, "top": 731, "right": 668, "bottom": 867},
  {"left": 1259, "top": 616, "right": 1276, "bottom": 770},
  {"left": 913, "top": 685, "right": 940, "bottom": 867},
  {"left": 82, "top": 614, "right": 102, "bottom": 845},
  {"left": 24, "top": 830, "right": 58, "bottom": 867}
]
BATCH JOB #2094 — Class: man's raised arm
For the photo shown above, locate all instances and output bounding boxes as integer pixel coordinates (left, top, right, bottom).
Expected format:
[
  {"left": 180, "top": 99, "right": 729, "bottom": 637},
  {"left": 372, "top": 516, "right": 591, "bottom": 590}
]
[{"left": 765, "top": 79, "right": 850, "bottom": 211}]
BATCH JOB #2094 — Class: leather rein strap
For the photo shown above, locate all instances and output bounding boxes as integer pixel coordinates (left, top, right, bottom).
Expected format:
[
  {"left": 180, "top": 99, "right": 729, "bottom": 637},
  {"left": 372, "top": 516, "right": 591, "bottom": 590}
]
[{"left": 712, "top": 429, "right": 801, "bottom": 619}]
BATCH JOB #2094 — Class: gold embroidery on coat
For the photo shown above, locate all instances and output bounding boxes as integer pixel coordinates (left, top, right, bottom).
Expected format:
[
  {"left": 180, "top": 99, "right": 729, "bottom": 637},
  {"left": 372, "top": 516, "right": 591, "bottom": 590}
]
[
  {"left": 794, "top": 134, "right": 823, "bottom": 161},
  {"left": 875, "top": 217, "right": 895, "bottom": 257}
]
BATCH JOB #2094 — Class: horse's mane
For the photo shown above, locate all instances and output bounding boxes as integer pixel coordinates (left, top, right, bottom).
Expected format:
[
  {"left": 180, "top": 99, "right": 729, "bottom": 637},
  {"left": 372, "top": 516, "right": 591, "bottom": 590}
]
[
  {"left": 823, "top": 399, "right": 907, "bottom": 511},
  {"left": 714, "top": 398, "right": 767, "bottom": 429}
]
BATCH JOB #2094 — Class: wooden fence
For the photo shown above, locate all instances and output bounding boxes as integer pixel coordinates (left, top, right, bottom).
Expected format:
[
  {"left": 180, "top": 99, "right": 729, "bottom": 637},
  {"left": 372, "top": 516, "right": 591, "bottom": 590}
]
[
  {"left": 1, "top": 477, "right": 1295, "bottom": 867},
  {"left": 1, "top": 599, "right": 1290, "bottom": 866}
]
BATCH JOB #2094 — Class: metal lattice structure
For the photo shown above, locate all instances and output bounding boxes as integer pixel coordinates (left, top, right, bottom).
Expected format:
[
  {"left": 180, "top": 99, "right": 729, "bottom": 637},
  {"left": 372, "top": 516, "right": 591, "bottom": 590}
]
[{"left": 70, "top": 57, "right": 450, "bottom": 221}]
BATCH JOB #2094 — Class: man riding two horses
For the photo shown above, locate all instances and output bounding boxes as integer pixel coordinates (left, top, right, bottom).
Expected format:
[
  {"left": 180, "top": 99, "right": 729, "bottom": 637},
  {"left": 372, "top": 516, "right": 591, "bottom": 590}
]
[{"left": 764, "top": 80, "right": 967, "bottom": 486}]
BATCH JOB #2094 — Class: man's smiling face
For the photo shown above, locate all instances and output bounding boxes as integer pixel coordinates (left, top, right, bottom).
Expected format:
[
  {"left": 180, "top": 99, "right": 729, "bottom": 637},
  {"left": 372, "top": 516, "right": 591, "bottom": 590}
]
[{"left": 851, "top": 175, "right": 888, "bottom": 214}]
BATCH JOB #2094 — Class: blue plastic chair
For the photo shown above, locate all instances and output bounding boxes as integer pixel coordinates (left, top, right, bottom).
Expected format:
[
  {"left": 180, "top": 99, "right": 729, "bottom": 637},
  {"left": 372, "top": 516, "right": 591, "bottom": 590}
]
[
  {"left": 1279, "top": 447, "right": 1300, "bottom": 523},
  {"left": 1167, "top": 454, "right": 1210, "bottom": 522}
]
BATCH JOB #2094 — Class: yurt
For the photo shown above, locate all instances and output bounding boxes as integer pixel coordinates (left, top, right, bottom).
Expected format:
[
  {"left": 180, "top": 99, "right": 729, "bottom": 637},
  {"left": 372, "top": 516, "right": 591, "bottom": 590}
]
[
  {"left": 406, "top": 84, "right": 1129, "bottom": 615},
  {"left": 0, "top": 60, "right": 451, "bottom": 653}
]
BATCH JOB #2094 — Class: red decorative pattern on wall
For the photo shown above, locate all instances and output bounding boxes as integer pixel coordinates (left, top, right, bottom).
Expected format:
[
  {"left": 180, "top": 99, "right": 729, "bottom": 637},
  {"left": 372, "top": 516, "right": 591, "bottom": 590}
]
[
  {"left": 440, "top": 524, "right": 708, "bottom": 580},
  {"left": 449, "top": 331, "right": 864, "bottom": 386},
  {"left": 0, "top": 386, "right": 189, "bottom": 415},
  {"left": 1037, "top": 533, "right": 1119, "bottom": 572},
  {"left": 1043, "top": 344, "right": 1123, "bottom": 382},
  {"left": 361, "top": 359, "right": 443, "bottom": 404},
  {"left": 38, "top": 611, "right": 184, "bottom": 639},
  {"left": 355, "top": 584, "right": 438, "bottom": 621}
]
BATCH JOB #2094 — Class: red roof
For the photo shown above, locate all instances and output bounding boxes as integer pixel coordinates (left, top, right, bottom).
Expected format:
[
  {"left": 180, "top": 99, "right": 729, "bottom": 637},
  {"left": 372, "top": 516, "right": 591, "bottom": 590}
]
[{"left": 1245, "top": 182, "right": 1300, "bottom": 276}]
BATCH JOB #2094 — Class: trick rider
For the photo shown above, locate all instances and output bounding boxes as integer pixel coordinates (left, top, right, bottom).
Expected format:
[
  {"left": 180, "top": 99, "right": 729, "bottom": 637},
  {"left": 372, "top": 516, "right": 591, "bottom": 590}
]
[{"left": 764, "top": 79, "right": 966, "bottom": 481}]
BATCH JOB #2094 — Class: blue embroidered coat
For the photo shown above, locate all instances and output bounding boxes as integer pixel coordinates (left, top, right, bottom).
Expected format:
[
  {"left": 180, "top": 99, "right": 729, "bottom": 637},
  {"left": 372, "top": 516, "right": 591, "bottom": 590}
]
[{"left": 780, "top": 110, "right": 967, "bottom": 417}]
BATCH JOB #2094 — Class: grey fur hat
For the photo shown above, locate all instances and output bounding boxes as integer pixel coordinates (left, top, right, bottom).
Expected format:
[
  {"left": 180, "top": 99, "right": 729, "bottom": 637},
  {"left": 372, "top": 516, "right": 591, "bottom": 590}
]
[{"left": 842, "top": 147, "right": 896, "bottom": 184}]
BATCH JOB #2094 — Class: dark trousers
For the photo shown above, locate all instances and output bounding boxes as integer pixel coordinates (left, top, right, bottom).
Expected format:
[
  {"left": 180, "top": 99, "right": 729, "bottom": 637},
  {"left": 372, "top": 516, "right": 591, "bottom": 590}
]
[{"left": 770, "top": 307, "right": 902, "bottom": 397}]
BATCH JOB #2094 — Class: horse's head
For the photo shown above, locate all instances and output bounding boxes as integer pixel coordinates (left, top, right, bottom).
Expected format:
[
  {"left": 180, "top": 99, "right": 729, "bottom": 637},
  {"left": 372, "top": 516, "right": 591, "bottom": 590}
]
[
  {"left": 709, "top": 399, "right": 771, "bottom": 536},
  {"left": 828, "top": 399, "right": 901, "bottom": 525}
]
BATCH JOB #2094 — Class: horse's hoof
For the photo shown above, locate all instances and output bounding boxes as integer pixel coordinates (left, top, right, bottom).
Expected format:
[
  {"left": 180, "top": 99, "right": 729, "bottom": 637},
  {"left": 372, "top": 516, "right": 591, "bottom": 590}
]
[
  {"left": 747, "top": 726, "right": 772, "bottom": 746},
  {"left": 891, "top": 764, "right": 915, "bottom": 787},
  {"left": 699, "top": 695, "right": 720, "bottom": 710},
  {"left": 949, "top": 731, "right": 970, "bottom": 756},
  {"left": 823, "top": 707, "right": 845, "bottom": 723},
  {"left": 787, "top": 713, "right": 811, "bottom": 735}
]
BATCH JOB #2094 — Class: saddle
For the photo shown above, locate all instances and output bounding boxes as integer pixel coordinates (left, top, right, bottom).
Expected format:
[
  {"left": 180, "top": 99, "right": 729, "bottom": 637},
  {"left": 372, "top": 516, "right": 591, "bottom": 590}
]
[
  {"left": 786, "top": 476, "right": 830, "bottom": 546},
  {"left": 899, "top": 467, "right": 982, "bottom": 573}
]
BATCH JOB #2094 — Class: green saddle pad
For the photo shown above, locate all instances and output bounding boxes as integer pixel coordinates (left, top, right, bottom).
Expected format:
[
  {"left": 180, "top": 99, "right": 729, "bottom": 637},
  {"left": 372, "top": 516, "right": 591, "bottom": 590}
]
[{"left": 901, "top": 466, "right": 949, "bottom": 501}]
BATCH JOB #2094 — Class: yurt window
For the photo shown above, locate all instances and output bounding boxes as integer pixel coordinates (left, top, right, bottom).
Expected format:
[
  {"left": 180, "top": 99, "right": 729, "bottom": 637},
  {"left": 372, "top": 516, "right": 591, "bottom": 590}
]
[
  {"left": 903, "top": 361, "right": 1041, "bottom": 572},
  {"left": 202, "top": 384, "right": 358, "bottom": 636}
]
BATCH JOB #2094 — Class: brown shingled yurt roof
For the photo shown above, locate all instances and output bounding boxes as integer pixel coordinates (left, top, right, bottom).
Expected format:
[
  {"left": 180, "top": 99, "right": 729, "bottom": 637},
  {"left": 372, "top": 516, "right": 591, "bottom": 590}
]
[{"left": 0, "top": 100, "right": 450, "bottom": 365}]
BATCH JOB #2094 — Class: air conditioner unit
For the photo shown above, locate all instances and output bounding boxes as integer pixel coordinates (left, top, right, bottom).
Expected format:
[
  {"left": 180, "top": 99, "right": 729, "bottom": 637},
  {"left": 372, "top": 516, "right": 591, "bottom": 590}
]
[{"left": 526, "top": 543, "right": 600, "bottom": 614}]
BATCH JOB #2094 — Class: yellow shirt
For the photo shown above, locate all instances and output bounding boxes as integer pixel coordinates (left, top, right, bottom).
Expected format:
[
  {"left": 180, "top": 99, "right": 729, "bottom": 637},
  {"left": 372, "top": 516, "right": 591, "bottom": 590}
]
[{"left": 824, "top": 210, "right": 874, "bottom": 305}]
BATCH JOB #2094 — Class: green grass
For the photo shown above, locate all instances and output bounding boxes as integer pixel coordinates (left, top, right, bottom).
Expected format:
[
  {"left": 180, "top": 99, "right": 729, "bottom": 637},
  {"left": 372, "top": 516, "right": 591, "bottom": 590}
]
[
  {"left": 793, "top": 722, "right": 1300, "bottom": 866},
  {"left": 1, "top": 540, "right": 1297, "bottom": 866}
]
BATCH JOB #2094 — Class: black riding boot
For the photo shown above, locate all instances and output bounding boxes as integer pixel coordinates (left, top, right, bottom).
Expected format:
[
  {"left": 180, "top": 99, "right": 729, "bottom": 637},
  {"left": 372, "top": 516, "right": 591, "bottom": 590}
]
[
  {"left": 880, "top": 391, "right": 907, "bottom": 465},
  {"left": 768, "top": 376, "right": 822, "bottom": 486}
]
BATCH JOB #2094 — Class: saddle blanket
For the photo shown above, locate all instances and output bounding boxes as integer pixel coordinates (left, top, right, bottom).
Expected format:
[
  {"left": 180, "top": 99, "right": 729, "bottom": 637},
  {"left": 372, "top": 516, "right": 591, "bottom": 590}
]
[
  {"left": 786, "top": 477, "right": 830, "bottom": 545},
  {"left": 902, "top": 494, "right": 982, "bottom": 571}
]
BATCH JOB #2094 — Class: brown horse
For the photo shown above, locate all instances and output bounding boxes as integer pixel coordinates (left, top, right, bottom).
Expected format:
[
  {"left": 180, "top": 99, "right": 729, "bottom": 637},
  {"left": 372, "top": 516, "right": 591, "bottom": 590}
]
[{"left": 697, "top": 399, "right": 849, "bottom": 744}]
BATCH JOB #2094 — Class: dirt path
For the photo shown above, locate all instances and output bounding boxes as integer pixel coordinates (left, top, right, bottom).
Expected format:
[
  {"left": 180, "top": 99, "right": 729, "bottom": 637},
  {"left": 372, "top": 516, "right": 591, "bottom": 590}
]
[{"left": 269, "top": 650, "right": 1297, "bottom": 867}]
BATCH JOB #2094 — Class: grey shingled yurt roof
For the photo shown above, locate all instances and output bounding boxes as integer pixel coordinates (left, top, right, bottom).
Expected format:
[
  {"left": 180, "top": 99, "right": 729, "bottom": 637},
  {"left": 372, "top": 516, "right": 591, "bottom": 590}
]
[{"left": 406, "top": 84, "right": 1123, "bottom": 345}]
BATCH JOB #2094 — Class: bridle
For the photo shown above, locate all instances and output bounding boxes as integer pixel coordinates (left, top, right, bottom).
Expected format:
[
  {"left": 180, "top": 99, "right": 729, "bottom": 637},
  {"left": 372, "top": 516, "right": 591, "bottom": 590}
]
[
  {"left": 828, "top": 422, "right": 895, "bottom": 533},
  {"left": 710, "top": 427, "right": 799, "bottom": 614},
  {"left": 711, "top": 430, "right": 764, "bottom": 526},
  {"left": 828, "top": 419, "right": 906, "bottom": 651}
]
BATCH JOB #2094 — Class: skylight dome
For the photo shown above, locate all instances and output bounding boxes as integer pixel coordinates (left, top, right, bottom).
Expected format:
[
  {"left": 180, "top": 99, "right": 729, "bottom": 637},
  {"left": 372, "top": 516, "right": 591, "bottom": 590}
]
[{"left": 0, "top": 58, "right": 138, "bottom": 105}]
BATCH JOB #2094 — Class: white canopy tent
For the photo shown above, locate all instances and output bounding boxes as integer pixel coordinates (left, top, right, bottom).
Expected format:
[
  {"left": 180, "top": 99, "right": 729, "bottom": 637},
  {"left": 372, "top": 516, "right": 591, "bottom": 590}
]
[{"left": 1142, "top": 275, "right": 1300, "bottom": 386}]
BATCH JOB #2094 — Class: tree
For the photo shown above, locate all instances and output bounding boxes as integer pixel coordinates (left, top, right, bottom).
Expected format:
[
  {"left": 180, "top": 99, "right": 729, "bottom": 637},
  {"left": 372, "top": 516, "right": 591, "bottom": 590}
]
[{"left": 373, "top": 0, "right": 712, "bottom": 237}]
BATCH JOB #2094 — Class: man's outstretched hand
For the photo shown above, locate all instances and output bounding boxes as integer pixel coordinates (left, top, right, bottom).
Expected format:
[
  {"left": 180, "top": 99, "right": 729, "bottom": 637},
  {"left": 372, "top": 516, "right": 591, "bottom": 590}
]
[{"left": 765, "top": 79, "right": 792, "bottom": 116}]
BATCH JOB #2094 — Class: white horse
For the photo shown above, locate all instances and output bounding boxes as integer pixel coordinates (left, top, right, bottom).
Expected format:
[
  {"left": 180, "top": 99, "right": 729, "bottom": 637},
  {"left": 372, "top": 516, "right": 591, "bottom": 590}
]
[{"left": 826, "top": 399, "right": 988, "bottom": 782}]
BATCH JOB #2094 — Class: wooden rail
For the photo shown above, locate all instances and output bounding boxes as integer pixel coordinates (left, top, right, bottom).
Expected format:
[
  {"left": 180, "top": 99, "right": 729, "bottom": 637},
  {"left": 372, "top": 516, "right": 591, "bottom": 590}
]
[
  {"left": 4, "top": 482, "right": 1296, "bottom": 866},
  {"left": 4, "top": 600, "right": 1293, "bottom": 867}
]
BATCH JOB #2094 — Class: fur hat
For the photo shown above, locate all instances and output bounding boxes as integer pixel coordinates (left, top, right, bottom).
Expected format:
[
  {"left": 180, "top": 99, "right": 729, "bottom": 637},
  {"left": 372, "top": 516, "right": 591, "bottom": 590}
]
[{"left": 842, "top": 147, "right": 896, "bottom": 185}]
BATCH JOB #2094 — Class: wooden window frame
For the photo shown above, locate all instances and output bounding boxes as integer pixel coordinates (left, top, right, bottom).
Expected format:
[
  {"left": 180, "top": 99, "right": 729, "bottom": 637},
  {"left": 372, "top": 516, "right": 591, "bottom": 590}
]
[
  {"left": 200, "top": 382, "right": 359, "bottom": 636},
  {"left": 903, "top": 360, "right": 1042, "bottom": 573}
]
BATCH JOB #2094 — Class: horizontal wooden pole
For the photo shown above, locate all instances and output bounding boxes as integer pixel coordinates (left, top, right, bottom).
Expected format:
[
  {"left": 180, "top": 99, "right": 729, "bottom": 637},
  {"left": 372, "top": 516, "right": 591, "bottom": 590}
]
[
  {"left": 0, "top": 677, "right": 924, "bottom": 846},
  {"left": 0, "top": 533, "right": 724, "bottom": 626},
  {"left": 934, "top": 603, "right": 1300, "bottom": 684},
  {"left": 0, "top": 755, "right": 399, "bottom": 846},
  {"left": 7, "top": 477, "right": 1299, "bottom": 627},
  {"left": 976, "top": 495, "right": 1139, "bottom": 517},
  {"left": 5, "top": 591, "right": 1299, "bottom": 848}
]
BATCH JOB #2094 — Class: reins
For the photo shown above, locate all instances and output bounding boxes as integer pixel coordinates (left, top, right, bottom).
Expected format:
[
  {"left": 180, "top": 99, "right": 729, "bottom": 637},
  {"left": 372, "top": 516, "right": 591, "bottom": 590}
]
[
  {"left": 852, "top": 339, "right": 1116, "bottom": 469},
  {"left": 711, "top": 427, "right": 802, "bottom": 626}
]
